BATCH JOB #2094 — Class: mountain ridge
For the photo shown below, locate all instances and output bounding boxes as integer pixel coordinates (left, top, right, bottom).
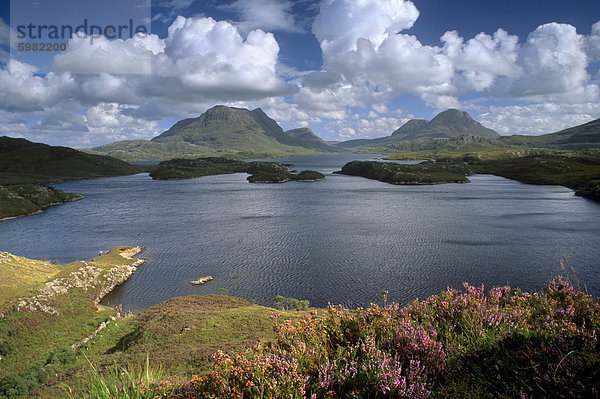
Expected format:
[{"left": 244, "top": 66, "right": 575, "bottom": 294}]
[
  {"left": 500, "top": 117, "right": 600, "bottom": 149},
  {"left": 151, "top": 105, "right": 338, "bottom": 154},
  {"left": 338, "top": 109, "right": 499, "bottom": 149}
]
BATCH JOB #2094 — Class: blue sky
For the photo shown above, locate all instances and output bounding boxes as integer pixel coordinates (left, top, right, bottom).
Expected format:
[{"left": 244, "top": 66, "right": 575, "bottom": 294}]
[{"left": 0, "top": 0, "right": 599, "bottom": 147}]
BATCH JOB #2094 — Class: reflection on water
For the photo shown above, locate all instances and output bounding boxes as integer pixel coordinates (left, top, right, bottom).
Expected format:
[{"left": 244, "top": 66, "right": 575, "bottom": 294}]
[{"left": 1, "top": 154, "right": 599, "bottom": 312}]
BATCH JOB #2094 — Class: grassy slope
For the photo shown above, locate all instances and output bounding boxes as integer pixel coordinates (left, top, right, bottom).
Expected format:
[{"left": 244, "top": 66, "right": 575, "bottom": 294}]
[
  {"left": 84, "top": 140, "right": 219, "bottom": 162},
  {"left": 0, "top": 253, "right": 62, "bottom": 307},
  {"left": 85, "top": 140, "right": 319, "bottom": 162},
  {"left": 2, "top": 247, "right": 599, "bottom": 398},
  {"left": 32, "top": 295, "right": 310, "bottom": 398},
  {"left": 0, "top": 137, "right": 141, "bottom": 185},
  {"left": 500, "top": 117, "right": 600, "bottom": 150},
  {"left": 0, "top": 247, "right": 143, "bottom": 397},
  {"left": 79, "top": 278, "right": 600, "bottom": 399},
  {"left": 0, "top": 248, "right": 310, "bottom": 398},
  {"left": 0, "top": 185, "right": 82, "bottom": 220}
]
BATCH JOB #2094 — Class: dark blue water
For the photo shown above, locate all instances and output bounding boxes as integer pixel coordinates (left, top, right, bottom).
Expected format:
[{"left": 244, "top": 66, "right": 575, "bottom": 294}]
[{"left": 1, "top": 154, "right": 599, "bottom": 312}]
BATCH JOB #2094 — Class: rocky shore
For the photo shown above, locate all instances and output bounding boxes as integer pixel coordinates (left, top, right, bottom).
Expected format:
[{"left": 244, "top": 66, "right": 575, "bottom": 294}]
[{"left": 14, "top": 246, "right": 145, "bottom": 315}]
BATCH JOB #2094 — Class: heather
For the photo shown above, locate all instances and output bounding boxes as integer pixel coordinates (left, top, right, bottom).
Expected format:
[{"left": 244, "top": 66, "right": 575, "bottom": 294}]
[{"left": 131, "top": 276, "right": 600, "bottom": 398}]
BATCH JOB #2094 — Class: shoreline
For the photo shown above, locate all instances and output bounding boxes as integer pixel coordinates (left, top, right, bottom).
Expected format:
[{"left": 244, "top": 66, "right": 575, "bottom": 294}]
[
  {"left": 0, "top": 195, "right": 84, "bottom": 222},
  {"left": 13, "top": 245, "right": 145, "bottom": 315}
]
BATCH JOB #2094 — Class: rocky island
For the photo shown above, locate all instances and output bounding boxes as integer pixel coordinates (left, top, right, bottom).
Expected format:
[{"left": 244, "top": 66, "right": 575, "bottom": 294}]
[
  {"left": 150, "top": 157, "right": 325, "bottom": 183},
  {"left": 337, "top": 160, "right": 471, "bottom": 184},
  {"left": 337, "top": 153, "right": 600, "bottom": 201}
]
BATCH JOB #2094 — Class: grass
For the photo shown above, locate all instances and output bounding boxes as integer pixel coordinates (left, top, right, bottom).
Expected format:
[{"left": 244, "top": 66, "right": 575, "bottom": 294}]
[
  {"left": 2, "top": 246, "right": 599, "bottom": 398},
  {"left": 0, "top": 184, "right": 82, "bottom": 220},
  {"left": 0, "top": 247, "right": 144, "bottom": 398},
  {"left": 0, "top": 247, "right": 313, "bottom": 398},
  {"left": 0, "top": 252, "right": 62, "bottom": 307},
  {"left": 76, "top": 353, "right": 167, "bottom": 399},
  {"left": 76, "top": 277, "right": 600, "bottom": 399}
]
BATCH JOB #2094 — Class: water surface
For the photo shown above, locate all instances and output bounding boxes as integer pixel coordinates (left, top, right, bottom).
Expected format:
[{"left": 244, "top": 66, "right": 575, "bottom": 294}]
[{"left": 1, "top": 154, "right": 598, "bottom": 312}]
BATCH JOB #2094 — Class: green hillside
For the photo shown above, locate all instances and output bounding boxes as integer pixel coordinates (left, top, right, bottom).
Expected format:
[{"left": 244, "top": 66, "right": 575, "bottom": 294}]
[
  {"left": 0, "top": 247, "right": 311, "bottom": 398},
  {"left": 500, "top": 117, "right": 600, "bottom": 149},
  {"left": 2, "top": 246, "right": 599, "bottom": 398},
  {"left": 284, "top": 127, "right": 339, "bottom": 152},
  {"left": 0, "top": 136, "right": 143, "bottom": 220},
  {"left": 151, "top": 105, "right": 336, "bottom": 156},
  {"left": 84, "top": 140, "right": 217, "bottom": 162},
  {"left": 87, "top": 106, "right": 337, "bottom": 161},
  {"left": 0, "top": 137, "right": 141, "bottom": 185}
]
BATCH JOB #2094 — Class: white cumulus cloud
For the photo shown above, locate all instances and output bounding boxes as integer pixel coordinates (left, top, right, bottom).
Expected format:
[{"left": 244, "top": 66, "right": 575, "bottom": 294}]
[
  {"left": 509, "top": 23, "right": 593, "bottom": 101},
  {"left": 312, "top": 0, "right": 449, "bottom": 92},
  {"left": 441, "top": 29, "right": 520, "bottom": 92},
  {"left": 223, "top": 0, "right": 302, "bottom": 33},
  {"left": 584, "top": 21, "right": 600, "bottom": 62},
  {"left": 478, "top": 102, "right": 600, "bottom": 135}
]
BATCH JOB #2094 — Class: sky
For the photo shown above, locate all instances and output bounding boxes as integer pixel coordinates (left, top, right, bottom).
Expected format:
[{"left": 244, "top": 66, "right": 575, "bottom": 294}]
[{"left": 0, "top": 0, "right": 600, "bottom": 147}]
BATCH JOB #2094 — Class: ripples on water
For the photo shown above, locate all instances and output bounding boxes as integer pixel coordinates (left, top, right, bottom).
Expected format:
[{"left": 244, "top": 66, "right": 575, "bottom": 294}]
[{"left": 1, "top": 154, "right": 599, "bottom": 312}]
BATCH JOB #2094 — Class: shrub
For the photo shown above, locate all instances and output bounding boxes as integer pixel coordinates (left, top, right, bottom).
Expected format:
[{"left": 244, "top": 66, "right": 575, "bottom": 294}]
[
  {"left": 86, "top": 277, "right": 600, "bottom": 398},
  {"left": 274, "top": 295, "right": 310, "bottom": 311}
]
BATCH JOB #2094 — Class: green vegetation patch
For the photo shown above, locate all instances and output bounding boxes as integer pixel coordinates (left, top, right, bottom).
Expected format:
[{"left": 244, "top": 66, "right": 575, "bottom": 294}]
[
  {"left": 338, "top": 160, "right": 470, "bottom": 184},
  {"left": 468, "top": 153, "right": 600, "bottom": 200},
  {"left": 0, "top": 246, "right": 143, "bottom": 398},
  {"left": 0, "top": 136, "right": 147, "bottom": 220},
  {"left": 382, "top": 149, "right": 600, "bottom": 201},
  {"left": 0, "top": 137, "right": 142, "bottom": 185},
  {"left": 0, "top": 252, "right": 62, "bottom": 307},
  {"left": 0, "top": 184, "right": 82, "bottom": 220},
  {"left": 150, "top": 157, "right": 324, "bottom": 183}
]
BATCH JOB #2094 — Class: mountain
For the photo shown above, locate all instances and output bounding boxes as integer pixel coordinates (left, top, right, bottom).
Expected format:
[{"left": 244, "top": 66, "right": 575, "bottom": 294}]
[
  {"left": 409, "top": 109, "right": 499, "bottom": 140},
  {"left": 390, "top": 119, "right": 430, "bottom": 137},
  {"left": 86, "top": 140, "right": 217, "bottom": 162},
  {"left": 500, "top": 117, "right": 600, "bottom": 149},
  {"left": 0, "top": 136, "right": 142, "bottom": 185},
  {"left": 337, "top": 109, "right": 499, "bottom": 149},
  {"left": 151, "top": 105, "right": 338, "bottom": 155},
  {"left": 283, "top": 128, "right": 336, "bottom": 152}
]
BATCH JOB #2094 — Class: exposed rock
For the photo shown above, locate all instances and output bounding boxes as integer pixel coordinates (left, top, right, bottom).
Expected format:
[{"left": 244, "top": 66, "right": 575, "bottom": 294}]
[
  {"left": 15, "top": 246, "right": 145, "bottom": 315},
  {"left": 190, "top": 276, "right": 213, "bottom": 285}
]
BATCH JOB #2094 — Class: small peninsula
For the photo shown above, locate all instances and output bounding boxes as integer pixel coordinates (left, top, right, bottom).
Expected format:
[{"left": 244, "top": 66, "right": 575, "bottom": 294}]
[{"left": 150, "top": 157, "right": 325, "bottom": 183}]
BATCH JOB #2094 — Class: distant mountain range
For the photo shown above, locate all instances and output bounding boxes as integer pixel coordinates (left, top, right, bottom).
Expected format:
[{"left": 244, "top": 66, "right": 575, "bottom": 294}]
[
  {"left": 153, "top": 105, "right": 336, "bottom": 153},
  {"left": 85, "top": 106, "right": 600, "bottom": 161},
  {"left": 500, "top": 117, "right": 600, "bottom": 150},
  {"left": 89, "top": 106, "right": 338, "bottom": 161},
  {"left": 337, "top": 109, "right": 499, "bottom": 149}
]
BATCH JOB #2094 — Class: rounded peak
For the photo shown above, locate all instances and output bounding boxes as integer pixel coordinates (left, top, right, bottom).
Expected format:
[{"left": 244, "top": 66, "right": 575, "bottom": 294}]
[{"left": 434, "top": 109, "right": 471, "bottom": 119}]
